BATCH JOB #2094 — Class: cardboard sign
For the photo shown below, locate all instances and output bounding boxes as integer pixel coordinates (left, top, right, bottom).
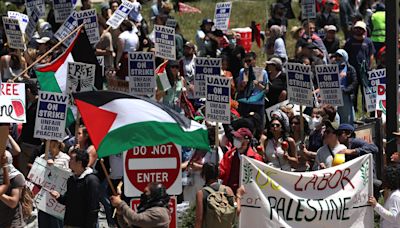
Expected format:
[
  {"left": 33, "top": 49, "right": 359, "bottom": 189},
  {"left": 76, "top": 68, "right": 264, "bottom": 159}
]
[
  {"left": 240, "top": 155, "right": 374, "bottom": 228},
  {"left": 2, "top": 17, "right": 25, "bottom": 50},
  {"left": 364, "top": 69, "right": 386, "bottom": 112},
  {"left": 34, "top": 92, "right": 68, "bottom": 141},
  {"left": 214, "top": 2, "right": 232, "bottom": 31},
  {"left": 0, "top": 83, "right": 26, "bottom": 123},
  {"left": 74, "top": 9, "right": 100, "bottom": 45},
  {"left": 123, "top": 143, "right": 182, "bottom": 197},
  {"left": 315, "top": 64, "right": 343, "bottom": 106},
  {"left": 128, "top": 52, "right": 156, "bottom": 96},
  {"left": 35, "top": 189, "right": 66, "bottom": 219},
  {"left": 106, "top": 0, "right": 135, "bottom": 29},
  {"left": 130, "top": 197, "right": 177, "bottom": 228},
  {"left": 54, "top": 12, "right": 78, "bottom": 47},
  {"left": 286, "top": 63, "right": 314, "bottom": 107},
  {"left": 206, "top": 75, "right": 231, "bottom": 124},
  {"left": 301, "top": 0, "right": 316, "bottom": 19},
  {"left": 25, "top": 0, "right": 45, "bottom": 18},
  {"left": 107, "top": 77, "right": 130, "bottom": 93},
  {"left": 7, "top": 11, "right": 29, "bottom": 34},
  {"left": 25, "top": 6, "right": 40, "bottom": 42},
  {"left": 194, "top": 57, "right": 222, "bottom": 98},
  {"left": 67, "top": 62, "right": 96, "bottom": 93},
  {"left": 154, "top": 25, "right": 176, "bottom": 60},
  {"left": 53, "top": 0, "right": 74, "bottom": 23}
]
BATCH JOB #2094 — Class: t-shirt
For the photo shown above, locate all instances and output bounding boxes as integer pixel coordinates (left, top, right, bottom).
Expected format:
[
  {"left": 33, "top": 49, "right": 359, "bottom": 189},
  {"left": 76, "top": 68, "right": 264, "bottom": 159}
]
[
  {"left": 274, "top": 38, "right": 287, "bottom": 61},
  {"left": 344, "top": 37, "right": 375, "bottom": 70},
  {"left": 266, "top": 72, "right": 287, "bottom": 108},
  {"left": 313, "top": 143, "right": 347, "bottom": 170},
  {"left": 96, "top": 31, "right": 114, "bottom": 69},
  {"left": 40, "top": 152, "right": 70, "bottom": 171},
  {"left": 119, "top": 30, "right": 139, "bottom": 53},
  {"left": 0, "top": 174, "right": 26, "bottom": 228}
]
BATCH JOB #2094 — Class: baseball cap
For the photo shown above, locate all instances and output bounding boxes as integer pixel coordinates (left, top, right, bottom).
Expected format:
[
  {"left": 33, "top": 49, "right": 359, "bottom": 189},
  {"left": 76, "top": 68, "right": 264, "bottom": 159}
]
[
  {"left": 323, "top": 120, "right": 339, "bottom": 132},
  {"left": 232, "top": 128, "right": 253, "bottom": 140},
  {"left": 354, "top": 21, "right": 367, "bottom": 31},
  {"left": 338, "top": 124, "right": 355, "bottom": 132},
  {"left": 201, "top": 18, "right": 214, "bottom": 26},
  {"left": 325, "top": 25, "right": 337, "bottom": 32},
  {"left": 266, "top": 57, "right": 283, "bottom": 67},
  {"left": 184, "top": 41, "right": 195, "bottom": 49},
  {"left": 36, "top": 36, "right": 50, "bottom": 44}
]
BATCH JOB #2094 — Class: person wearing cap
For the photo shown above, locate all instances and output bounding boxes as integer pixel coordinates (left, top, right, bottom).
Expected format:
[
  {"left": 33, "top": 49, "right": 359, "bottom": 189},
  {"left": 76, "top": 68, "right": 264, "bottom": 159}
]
[
  {"left": 323, "top": 25, "right": 339, "bottom": 54},
  {"left": 295, "top": 20, "right": 329, "bottom": 63},
  {"left": 312, "top": 121, "right": 347, "bottom": 170},
  {"left": 195, "top": 19, "right": 219, "bottom": 57},
  {"left": 337, "top": 123, "right": 377, "bottom": 158},
  {"left": 316, "top": 0, "right": 339, "bottom": 32},
  {"left": 265, "top": 57, "right": 287, "bottom": 108},
  {"left": 339, "top": 0, "right": 356, "bottom": 39},
  {"left": 267, "top": 3, "right": 288, "bottom": 39},
  {"left": 219, "top": 127, "right": 262, "bottom": 193},
  {"left": 344, "top": 20, "right": 375, "bottom": 113},
  {"left": 332, "top": 49, "right": 357, "bottom": 124},
  {"left": 265, "top": 25, "right": 288, "bottom": 62},
  {"left": 370, "top": 3, "right": 386, "bottom": 57},
  {"left": 180, "top": 42, "right": 196, "bottom": 99}
]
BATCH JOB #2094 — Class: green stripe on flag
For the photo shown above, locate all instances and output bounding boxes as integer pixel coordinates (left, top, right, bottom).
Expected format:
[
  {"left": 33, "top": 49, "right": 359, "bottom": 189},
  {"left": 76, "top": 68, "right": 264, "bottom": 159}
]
[
  {"left": 36, "top": 71, "right": 62, "bottom": 93},
  {"left": 96, "top": 121, "right": 209, "bottom": 157}
]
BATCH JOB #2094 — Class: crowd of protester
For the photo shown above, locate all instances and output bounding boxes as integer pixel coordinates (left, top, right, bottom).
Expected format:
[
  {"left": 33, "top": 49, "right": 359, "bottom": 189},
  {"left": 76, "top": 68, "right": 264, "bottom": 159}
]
[{"left": 1, "top": 0, "right": 400, "bottom": 227}]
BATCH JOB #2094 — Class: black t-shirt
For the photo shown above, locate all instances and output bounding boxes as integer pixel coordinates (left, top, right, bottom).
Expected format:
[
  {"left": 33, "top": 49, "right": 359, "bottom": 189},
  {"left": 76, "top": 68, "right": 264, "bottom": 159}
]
[
  {"left": 266, "top": 72, "right": 287, "bottom": 108},
  {"left": 323, "top": 38, "right": 340, "bottom": 54},
  {"left": 0, "top": 174, "right": 25, "bottom": 228}
]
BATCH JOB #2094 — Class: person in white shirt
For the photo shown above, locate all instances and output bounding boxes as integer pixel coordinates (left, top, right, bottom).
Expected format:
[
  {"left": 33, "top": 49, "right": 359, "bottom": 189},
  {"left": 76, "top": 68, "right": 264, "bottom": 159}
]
[
  {"left": 180, "top": 42, "right": 196, "bottom": 99},
  {"left": 116, "top": 20, "right": 139, "bottom": 80},
  {"left": 369, "top": 164, "right": 400, "bottom": 228}
]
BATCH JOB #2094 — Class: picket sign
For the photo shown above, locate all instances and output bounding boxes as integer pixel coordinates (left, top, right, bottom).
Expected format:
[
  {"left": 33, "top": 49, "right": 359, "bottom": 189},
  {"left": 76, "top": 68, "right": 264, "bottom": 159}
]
[
  {"left": 240, "top": 155, "right": 374, "bottom": 228},
  {"left": 214, "top": 2, "right": 232, "bottom": 31},
  {"left": 0, "top": 83, "right": 26, "bottom": 123},
  {"left": 194, "top": 57, "right": 221, "bottom": 98},
  {"left": 205, "top": 75, "right": 231, "bottom": 124},
  {"left": 364, "top": 69, "right": 386, "bottom": 113},
  {"left": 154, "top": 25, "right": 176, "bottom": 60}
]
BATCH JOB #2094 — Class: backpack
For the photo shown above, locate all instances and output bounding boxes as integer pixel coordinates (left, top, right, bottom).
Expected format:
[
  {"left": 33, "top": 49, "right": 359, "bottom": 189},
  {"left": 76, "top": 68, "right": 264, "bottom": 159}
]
[{"left": 203, "top": 185, "right": 236, "bottom": 228}]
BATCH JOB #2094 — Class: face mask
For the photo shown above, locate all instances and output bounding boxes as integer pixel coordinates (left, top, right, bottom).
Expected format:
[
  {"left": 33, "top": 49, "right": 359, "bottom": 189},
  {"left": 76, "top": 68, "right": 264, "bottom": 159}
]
[
  {"left": 310, "top": 117, "right": 322, "bottom": 129},
  {"left": 233, "top": 138, "right": 242, "bottom": 148}
]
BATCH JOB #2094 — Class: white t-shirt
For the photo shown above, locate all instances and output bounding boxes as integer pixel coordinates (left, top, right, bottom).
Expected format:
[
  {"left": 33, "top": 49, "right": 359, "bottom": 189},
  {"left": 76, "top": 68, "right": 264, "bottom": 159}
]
[
  {"left": 313, "top": 143, "right": 347, "bottom": 170},
  {"left": 274, "top": 38, "right": 288, "bottom": 61},
  {"left": 375, "top": 190, "right": 400, "bottom": 228},
  {"left": 119, "top": 30, "right": 139, "bottom": 53}
]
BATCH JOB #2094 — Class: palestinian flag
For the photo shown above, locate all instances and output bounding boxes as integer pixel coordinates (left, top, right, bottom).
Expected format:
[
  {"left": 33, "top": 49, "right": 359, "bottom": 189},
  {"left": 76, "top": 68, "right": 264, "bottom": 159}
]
[
  {"left": 155, "top": 60, "right": 171, "bottom": 91},
  {"left": 73, "top": 91, "right": 209, "bottom": 158},
  {"left": 178, "top": 2, "right": 202, "bottom": 14},
  {"left": 35, "top": 28, "right": 103, "bottom": 125}
]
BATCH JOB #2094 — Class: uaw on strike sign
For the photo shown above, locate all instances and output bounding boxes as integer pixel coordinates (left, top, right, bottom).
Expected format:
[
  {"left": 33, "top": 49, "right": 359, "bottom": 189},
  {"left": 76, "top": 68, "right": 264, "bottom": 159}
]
[{"left": 123, "top": 143, "right": 182, "bottom": 197}]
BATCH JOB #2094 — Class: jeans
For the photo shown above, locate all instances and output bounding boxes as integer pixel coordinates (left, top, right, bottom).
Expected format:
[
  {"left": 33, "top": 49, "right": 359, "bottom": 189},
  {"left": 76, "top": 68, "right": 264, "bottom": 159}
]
[
  {"left": 99, "top": 179, "right": 116, "bottom": 226},
  {"left": 38, "top": 210, "right": 63, "bottom": 228}
]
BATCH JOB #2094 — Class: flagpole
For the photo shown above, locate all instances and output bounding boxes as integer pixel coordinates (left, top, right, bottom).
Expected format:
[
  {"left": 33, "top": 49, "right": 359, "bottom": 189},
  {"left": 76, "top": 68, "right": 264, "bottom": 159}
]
[
  {"left": 99, "top": 158, "right": 117, "bottom": 196},
  {"left": 11, "top": 23, "right": 86, "bottom": 82}
]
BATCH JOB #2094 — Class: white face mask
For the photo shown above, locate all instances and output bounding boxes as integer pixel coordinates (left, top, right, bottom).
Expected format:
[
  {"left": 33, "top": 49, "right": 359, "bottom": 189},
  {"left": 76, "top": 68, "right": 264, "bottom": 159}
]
[
  {"left": 310, "top": 117, "right": 322, "bottom": 129},
  {"left": 233, "top": 138, "right": 242, "bottom": 148}
]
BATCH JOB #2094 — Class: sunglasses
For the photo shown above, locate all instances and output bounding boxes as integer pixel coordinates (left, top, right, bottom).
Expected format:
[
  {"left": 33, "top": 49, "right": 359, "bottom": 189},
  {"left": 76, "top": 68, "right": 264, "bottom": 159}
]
[{"left": 271, "top": 123, "right": 281, "bottom": 128}]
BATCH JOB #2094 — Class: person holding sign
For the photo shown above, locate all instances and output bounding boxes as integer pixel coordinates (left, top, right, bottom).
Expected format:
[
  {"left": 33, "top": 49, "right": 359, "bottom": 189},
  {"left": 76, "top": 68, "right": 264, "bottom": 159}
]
[
  {"left": 116, "top": 20, "right": 139, "bottom": 80},
  {"left": 195, "top": 19, "right": 219, "bottom": 57}
]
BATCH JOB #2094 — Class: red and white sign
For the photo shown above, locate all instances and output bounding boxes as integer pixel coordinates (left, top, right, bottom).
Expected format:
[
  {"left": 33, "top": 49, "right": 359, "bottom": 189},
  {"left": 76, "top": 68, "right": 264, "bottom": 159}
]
[
  {"left": 0, "top": 83, "right": 26, "bottom": 123},
  {"left": 130, "top": 197, "right": 177, "bottom": 228},
  {"left": 123, "top": 143, "right": 182, "bottom": 197}
]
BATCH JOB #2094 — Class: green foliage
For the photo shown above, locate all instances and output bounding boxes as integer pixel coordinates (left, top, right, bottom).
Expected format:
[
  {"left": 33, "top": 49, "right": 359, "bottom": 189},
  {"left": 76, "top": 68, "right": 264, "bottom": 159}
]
[
  {"left": 242, "top": 162, "right": 253, "bottom": 184},
  {"left": 180, "top": 205, "right": 196, "bottom": 228}
]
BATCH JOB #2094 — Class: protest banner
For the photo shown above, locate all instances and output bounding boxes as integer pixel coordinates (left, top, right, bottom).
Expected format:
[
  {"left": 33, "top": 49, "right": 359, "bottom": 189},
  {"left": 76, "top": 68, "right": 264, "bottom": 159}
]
[
  {"left": 107, "top": 77, "right": 130, "bottom": 93},
  {"left": 53, "top": 0, "right": 74, "bottom": 23},
  {"left": 2, "top": 17, "right": 25, "bottom": 50},
  {"left": 74, "top": 9, "right": 100, "bottom": 45},
  {"left": 130, "top": 197, "right": 177, "bottom": 228},
  {"left": 301, "top": 0, "right": 316, "bottom": 20},
  {"left": 25, "top": 6, "right": 40, "bottom": 42},
  {"left": 128, "top": 52, "right": 156, "bottom": 96},
  {"left": 7, "top": 11, "right": 29, "bottom": 34},
  {"left": 67, "top": 62, "right": 96, "bottom": 93},
  {"left": 214, "top": 2, "right": 232, "bottom": 31},
  {"left": 315, "top": 64, "right": 343, "bottom": 106},
  {"left": 240, "top": 154, "right": 374, "bottom": 228},
  {"left": 364, "top": 69, "right": 386, "bottom": 113},
  {"left": 28, "top": 157, "right": 72, "bottom": 219},
  {"left": 286, "top": 63, "right": 314, "bottom": 107},
  {"left": 106, "top": 0, "right": 135, "bottom": 29},
  {"left": 34, "top": 91, "right": 68, "bottom": 141},
  {"left": 205, "top": 75, "right": 231, "bottom": 124},
  {"left": 25, "top": 0, "right": 45, "bottom": 18},
  {"left": 194, "top": 57, "right": 221, "bottom": 98},
  {"left": 123, "top": 143, "right": 182, "bottom": 197},
  {"left": 54, "top": 12, "right": 78, "bottom": 47},
  {"left": 154, "top": 25, "right": 176, "bottom": 60},
  {"left": 0, "top": 83, "right": 26, "bottom": 123}
]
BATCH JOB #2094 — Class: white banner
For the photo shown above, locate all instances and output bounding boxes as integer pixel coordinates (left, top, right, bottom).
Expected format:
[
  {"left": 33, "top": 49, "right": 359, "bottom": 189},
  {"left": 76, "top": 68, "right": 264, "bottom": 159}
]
[
  {"left": 315, "top": 64, "right": 343, "bottom": 106},
  {"left": 106, "top": 0, "right": 135, "bottom": 29},
  {"left": 0, "top": 83, "right": 26, "bottom": 123},
  {"left": 240, "top": 155, "right": 373, "bottom": 228},
  {"left": 214, "top": 2, "right": 232, "bottom": 31},
  {"left": 205, "top": 75, "right": 231, "bottom": 124},
  {"left": 194, "top": 57, "right": 221, "bottom": 98},
  {"left": 25, "top": 0, "right": 45, "bottom": 18},
  {"left": 7, "top": 11, "right": 29, "bottom": 34},
  {"left": 34, "top": 92, "right": 68, "bottom": 141},
  {"left": 128, "top": 52, "right": 156, "bottom": 96},
  {"left": 67, "top": 62, "right": 96, "bottom": 92},
  {"left": 154, "top": 25, "right": 176, "bottom": 60},
  {"left": 2, "top": 17, "right": 25, "bottom": 50},
  {"left": 364, "top": 69, "right": 385, "bottom": 113},
  {"left": 286, "top": 63, "right": 314, "bottom": 107},
  {"left": 53, "top": 0, "right": 74, "bottom": 23}
]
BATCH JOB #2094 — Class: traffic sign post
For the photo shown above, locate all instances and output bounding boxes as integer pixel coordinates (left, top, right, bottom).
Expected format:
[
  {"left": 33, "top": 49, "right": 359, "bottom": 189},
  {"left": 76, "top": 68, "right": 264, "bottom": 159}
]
[{"left": 123, "top": 143, "right": 182, "bottom": 197}]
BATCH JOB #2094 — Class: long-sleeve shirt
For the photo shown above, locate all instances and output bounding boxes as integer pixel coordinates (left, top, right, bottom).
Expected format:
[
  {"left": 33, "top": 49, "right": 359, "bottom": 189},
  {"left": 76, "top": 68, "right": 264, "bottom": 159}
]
[
  {"left": 116, "top": 201, "right": 170, "bottom": 228},
  {"left": 374, "top": 190, "right": 400, "bottom": 228}
]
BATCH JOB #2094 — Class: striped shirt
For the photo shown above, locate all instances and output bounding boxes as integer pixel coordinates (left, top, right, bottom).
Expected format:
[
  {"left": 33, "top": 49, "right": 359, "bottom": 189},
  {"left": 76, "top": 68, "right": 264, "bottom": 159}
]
[{"left": 40, "top": 152, "right": 71, "bottom": 172}]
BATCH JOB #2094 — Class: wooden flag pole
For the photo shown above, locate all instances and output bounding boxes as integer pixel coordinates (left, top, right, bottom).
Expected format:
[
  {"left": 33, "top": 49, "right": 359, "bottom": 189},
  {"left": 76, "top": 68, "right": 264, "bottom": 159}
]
[
  {"left": 99, "top": 159, "right": 117, "bottom": 196},
  {"left": 11, "top": 23, "right": 86, "bottom": 82}
]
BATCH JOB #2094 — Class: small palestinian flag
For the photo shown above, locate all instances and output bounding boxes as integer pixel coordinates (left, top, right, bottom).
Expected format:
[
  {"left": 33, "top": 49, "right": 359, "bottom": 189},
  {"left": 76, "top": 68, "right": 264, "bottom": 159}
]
[
  {"left": 155, "top": 60, "right": 171, "bottom": 91},
  {"left": 73, "top": 91, "right": 209, "bottom": 157}
]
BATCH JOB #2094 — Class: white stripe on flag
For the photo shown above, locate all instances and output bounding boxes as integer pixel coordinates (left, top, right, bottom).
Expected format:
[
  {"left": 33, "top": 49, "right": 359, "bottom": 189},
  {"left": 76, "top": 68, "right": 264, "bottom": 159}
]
[{"left": 128, "top": 158, "right": 177, "bottom": 170}]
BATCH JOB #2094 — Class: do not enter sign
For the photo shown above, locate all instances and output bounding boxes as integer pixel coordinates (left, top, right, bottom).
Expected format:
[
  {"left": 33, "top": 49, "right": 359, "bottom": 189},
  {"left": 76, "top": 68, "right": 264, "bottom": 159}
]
[{"left": 123, "top": 143, "right": 182, "bottom": 197}]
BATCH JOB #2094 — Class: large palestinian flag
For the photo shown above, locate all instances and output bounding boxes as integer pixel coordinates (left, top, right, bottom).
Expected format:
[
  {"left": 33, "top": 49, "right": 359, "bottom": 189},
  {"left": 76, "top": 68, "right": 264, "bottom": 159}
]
[
  {"left": 73, "top": 91, "right": 210, "bottom": 157},
  {"left": 35, "top": 28, "right": 103, "bottom": 125}
]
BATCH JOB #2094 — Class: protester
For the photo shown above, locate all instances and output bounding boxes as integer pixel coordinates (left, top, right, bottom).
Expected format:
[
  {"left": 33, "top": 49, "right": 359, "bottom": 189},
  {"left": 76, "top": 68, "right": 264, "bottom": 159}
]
[
  {"left": 290, "top": 115, "right": 310, "bottom": 171},
  {"left": 370, "top": 3, "right": 386, "bottom": 56},
  {"left": 265, "top": 57, "right": 287, "bottom": 108},
  {"left": 96, "top": 20, "right": 114, "bottom": 75},
  {"left": 110, "top": 182, "right": 171, "bottom": 228},
  {"left": 195, "top": 163, "right": 244, "bottom": 228},
  {"left": 195, "top": 19, "right": 219, "bottom": 57},
  {"left": 267, "top": 3, "right": 288, "bottom": 39},
  {"left": 221, "top": 55, "right": 236, "bottom": 96},
  {"left": 315, "top": 0, "right": 340, "bottom": 32},
  {"left": 179, "top": 42, "right": 196, "bottom": 99},
  {"left": 116, "top": 20, "right": 139, "bottom": 80},
  {"left": 323, "top": 25, "right": 340, "bottom": 54},
  {"left": 51, "top": 149, "right": 100, "bottom": 228},
  {"left": 265, "top": 25, "right": 288, "bottom": 62},
  {"left": 70, "top": 125, "right": 97, "bottom": 168}
]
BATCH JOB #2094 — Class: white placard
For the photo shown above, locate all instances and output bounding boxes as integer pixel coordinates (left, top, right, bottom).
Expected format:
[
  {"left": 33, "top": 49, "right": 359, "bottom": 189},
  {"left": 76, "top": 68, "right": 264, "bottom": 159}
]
[
  {"left": 2, "top": 17, "right": 25, "bottom": 50},
  {"left": 54, "top": 12, "right": 78, "bottom": 47},
  {"left": 53, "top": 0, "right": 74, "bottom": 23},
  {"left": 25, "top": 6, "right": 40, "bottom": 42},
  {"left": 154, "top": 25, "right": 176, "bottom": 60},
  {"left": 7, "top": 11, "right": 29, "bottom": 34},
  {"left": 106, "top": 0, "right": 135, "bottom": 29},
  {"left": 364, "top": 69, "right": 386, "bottom": 112},
  {"left": 74, "top": 9, "right": 100, "bottom": 45},
  {"left": 286, "top": 63, "right": 314, "bottom": 107},
  {"left": 25, "top": 0, "right": 46, "bottom": 18},
  {"left": 128, "top": 52, "right": 156, "bottom": 96},
  {"left": 34, "top": 91, "right": 68, "bottom": 141},
  {"left": 214, "top": 2, "right": 232, "bottom": 31},
  {"left": 206, "top": 75, "right": 231, "bottom": 124},
  {"left": 67, "top": 62, "right": 96, "bottom": 93},
  {"left": 316, "top": 64, "right": 343, "bottom": 106},
  {"left": 194, "top": 57, "right": 222, "bottom": 98},
  {"left": 301, "top": 0, "right": 316, "bottom": 19},
  {"left": 0, "top": 83, "right": 26, "bottom": 123}
]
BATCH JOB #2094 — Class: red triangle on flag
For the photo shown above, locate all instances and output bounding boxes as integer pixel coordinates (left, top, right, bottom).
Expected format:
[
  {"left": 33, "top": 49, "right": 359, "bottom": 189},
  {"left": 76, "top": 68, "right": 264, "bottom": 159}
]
[{"left": 75, "top": 99, "right": 117, "bottom": 149}]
